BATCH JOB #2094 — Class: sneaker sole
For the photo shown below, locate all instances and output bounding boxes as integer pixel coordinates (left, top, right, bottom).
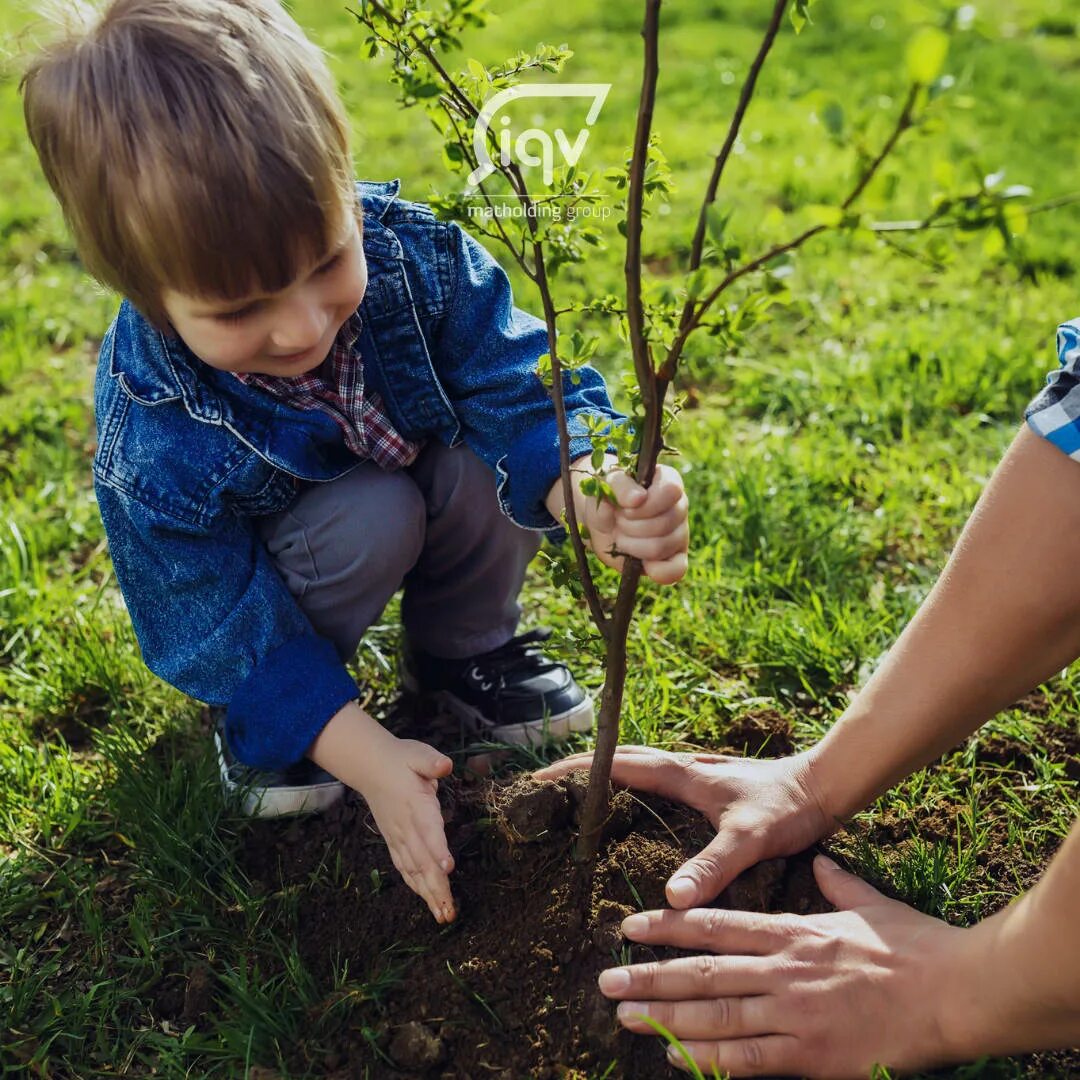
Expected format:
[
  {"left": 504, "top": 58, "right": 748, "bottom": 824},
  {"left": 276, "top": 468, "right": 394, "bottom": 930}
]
[
  {"left": 416, "top": 689, "right": 594, "bottom": 747},
  {"left": 214, "top": 730, "right": 345, "bottom": 818}
]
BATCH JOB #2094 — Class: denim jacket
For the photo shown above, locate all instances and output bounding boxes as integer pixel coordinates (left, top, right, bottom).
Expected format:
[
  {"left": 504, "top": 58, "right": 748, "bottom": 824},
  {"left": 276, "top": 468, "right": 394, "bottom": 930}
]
[{"left": 93, "top": 179, "right": 620, "bottom": 769}]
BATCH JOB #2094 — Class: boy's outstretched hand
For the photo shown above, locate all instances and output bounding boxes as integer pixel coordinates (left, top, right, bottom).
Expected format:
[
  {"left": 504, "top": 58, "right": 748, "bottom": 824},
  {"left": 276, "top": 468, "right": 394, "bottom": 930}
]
[
  {"left": 307, "top": 702, "right": 456, "bottom": 923},
  {"left": 360, "top": 737, "right": 457, "bottom": 924},
  {"left": 546, "top": 455, "right": 689, "bottom": 584}
]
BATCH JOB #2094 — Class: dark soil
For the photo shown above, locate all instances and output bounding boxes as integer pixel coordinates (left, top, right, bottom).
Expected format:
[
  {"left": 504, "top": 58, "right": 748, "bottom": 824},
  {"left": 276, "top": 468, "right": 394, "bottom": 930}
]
[
  {"left": 177, "top": 701, "right": 1080, "bottom": 1079},
  {"left": 234, "top": 772, "right": 829, "bottom": 1078}
]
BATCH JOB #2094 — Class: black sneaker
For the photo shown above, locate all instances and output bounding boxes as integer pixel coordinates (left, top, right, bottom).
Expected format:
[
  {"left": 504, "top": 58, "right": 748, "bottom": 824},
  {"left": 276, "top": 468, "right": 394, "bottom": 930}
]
[
  {"left": 399, "top": 628, "right": 593, "bottom": 747},
  {"left": 211, "top": 708, "right": 344, "bottom": 818}
]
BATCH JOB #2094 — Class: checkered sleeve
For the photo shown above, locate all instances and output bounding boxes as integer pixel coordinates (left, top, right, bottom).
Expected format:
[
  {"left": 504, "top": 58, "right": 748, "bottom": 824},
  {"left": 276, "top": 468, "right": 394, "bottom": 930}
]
[{"left": 1025, "top": 318, "right": 1080, "bottom": 458}]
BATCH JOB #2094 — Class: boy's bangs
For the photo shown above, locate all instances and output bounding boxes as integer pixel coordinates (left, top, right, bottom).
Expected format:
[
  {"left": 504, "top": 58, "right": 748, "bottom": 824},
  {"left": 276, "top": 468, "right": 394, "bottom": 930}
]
[{"left": 132, "top": 166, "right": 356, "bottom": 306}]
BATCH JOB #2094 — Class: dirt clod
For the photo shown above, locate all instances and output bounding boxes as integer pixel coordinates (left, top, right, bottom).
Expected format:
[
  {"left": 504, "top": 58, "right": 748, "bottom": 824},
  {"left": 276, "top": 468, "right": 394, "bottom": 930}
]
[
  {"left": 181, "top": 962, "right": 214, "bottom": 1025},
  {"left": 497, "top": 777, "right": 571, "bottom": 841},
  {"left": 389, "top": 1021, "right": 446, "bottom": 1071}
]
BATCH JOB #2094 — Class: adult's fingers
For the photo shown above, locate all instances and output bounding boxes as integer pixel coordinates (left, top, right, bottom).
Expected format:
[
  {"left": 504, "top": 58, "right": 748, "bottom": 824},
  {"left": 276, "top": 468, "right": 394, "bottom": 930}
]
[
  {"left": 532, "top": 745, "right": 667, "bottom": 781},
  {"left": 619, "top": 908, "right": 793, "bottom": 955},
  {"left": 616, "top": 993, "right": 776, "bottom": 1041},
  {"left": 666, "top": 825, "right": 766, "bottom": 907},
  {"left": 547, "top": 748, "right": 716, "bottom": 817},
  {"left": 598, "top": 954, "right": 771, "bottom": 1001},
  {"left": 671, "top": 1036, "right": 800, "bottom": 1078}
]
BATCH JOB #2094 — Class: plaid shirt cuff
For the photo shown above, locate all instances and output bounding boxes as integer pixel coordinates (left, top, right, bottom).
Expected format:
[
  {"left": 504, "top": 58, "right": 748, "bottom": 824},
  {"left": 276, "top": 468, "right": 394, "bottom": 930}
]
[{"left": 1025, "top": 319, "right": 1080, "bottom": 458}]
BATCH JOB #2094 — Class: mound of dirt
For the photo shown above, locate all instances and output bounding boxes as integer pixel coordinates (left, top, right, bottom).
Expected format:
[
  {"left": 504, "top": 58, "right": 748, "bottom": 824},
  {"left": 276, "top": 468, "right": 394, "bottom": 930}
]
[{"left": 233, "top": 772, "right": 828, "bottom": 1078}]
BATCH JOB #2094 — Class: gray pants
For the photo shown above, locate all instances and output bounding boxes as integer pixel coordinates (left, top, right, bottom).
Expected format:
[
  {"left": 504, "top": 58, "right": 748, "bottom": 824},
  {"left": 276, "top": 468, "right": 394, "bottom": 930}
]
[{"left": 258, "top": 442, "right": 542, "bottom": 662}]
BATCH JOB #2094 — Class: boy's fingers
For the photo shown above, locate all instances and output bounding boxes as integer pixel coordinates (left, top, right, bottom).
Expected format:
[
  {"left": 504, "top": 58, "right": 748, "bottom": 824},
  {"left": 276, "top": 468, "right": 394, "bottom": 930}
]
[
  {"left": 399, "top": 843, "right": 455, "bottom": 922},
  {"left": 614, "top": 499, "right": 689, "bottom": 538},
  {"left": 606, "top": 469, "right": 647, "bottom": 510},
  {"left": 620, "top": 472, "right": 685, "bottom": 521},
  {"left": 613, "top": 524, "right": 689, "bottom": 563},
  {"left": 412, "top": 744, "right": 453, "bottom": 780},
  {"left": 414, "top": 798, "right": 454, "bottom": 873},
  {"left": 591, "top": 499, "right": 616, "bottom": 534},
  {"left": 643, "top": 551, "right": 689, "bottom": 585}
]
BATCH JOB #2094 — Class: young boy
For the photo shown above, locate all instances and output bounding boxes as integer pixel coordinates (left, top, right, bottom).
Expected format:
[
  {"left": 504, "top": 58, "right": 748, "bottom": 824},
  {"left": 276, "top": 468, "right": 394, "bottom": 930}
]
[{"left": 19, "top": 0, "right": 690, "bottom": 923}]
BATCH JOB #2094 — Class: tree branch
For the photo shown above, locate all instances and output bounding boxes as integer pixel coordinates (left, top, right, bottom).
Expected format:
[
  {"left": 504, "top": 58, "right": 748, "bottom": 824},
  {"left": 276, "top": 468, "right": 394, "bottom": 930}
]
[
  {"left": 687, "top": 0, "right": 788, "bottom": 273},
  {"left": 661, "top": 79, "right": 921, "bottom": 378}
]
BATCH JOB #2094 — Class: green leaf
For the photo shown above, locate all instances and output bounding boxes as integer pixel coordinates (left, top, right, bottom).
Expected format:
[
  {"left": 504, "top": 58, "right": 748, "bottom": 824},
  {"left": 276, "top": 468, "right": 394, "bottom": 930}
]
[
  {"left": 804, "top": 204, "right": 843, "bottom": 227},
  {"left": 982, "top": 228, "right": 1005, "bottom": 257},
  {"left": 905, "top": 26, "right": 949, "bottom": 85},
  {"left": 705, "top": 202, "right": 730, "bottom": 246},
  {"left": 822, "top": 101, "right": 845, "bottom": 138},
  {"left": 467, "top": 57, "right": 487, "bottom": 82},
  {"left": 790, "top": 0, "right": 814, "bottom": 34},
  {"left": 684, "top": 267, "right": 708, "bottom": 301}
]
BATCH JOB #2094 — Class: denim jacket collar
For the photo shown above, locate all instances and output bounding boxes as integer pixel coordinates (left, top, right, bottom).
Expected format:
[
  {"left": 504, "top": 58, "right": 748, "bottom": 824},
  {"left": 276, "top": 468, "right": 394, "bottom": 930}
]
[{"left": 107, "top": 179, "right": 405, "bottom": 412}]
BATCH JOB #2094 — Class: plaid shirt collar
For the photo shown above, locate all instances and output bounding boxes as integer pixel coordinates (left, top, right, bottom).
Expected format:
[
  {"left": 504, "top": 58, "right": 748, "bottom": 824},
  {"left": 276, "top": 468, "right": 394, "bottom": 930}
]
[{"left": 232, "top": 311, "right": 420, "bottom": 469}]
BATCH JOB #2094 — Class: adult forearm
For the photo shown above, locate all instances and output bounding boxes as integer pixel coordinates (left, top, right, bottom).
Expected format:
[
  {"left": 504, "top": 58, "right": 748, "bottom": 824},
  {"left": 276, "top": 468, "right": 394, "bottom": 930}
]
[
  {"left": 810, "top": 425, "right": 1080, "bottom": 821},
  {"left": 946, "top": 815, "right": 1080, "bottom": 1058}
]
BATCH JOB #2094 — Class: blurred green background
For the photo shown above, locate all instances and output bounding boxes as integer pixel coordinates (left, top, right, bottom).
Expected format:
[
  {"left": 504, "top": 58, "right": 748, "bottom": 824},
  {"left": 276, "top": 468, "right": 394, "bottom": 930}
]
[{"left": 1, "top": 1, "right": 1079, "bottom": 1076}]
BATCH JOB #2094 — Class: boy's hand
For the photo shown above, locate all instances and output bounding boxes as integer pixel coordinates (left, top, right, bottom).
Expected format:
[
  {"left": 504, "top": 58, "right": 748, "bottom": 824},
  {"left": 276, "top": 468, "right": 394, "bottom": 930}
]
[
  {"left": 307, "top": 702, "right": 456, "bottom": 923},
  {"left": 360, "top": 737, "right": 457, "bottom": 923},
  {"left": 580, "top": 462, "right": 689, "bottom": 584},
  {"left": 545, "top": 454, "right": 689, "bottom": 584}
]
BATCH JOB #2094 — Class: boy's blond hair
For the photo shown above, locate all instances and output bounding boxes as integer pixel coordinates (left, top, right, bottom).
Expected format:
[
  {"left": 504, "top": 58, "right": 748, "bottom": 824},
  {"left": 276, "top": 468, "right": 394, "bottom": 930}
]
[{"left": 20, "top": 0, "right": 356, "bottom": 332}]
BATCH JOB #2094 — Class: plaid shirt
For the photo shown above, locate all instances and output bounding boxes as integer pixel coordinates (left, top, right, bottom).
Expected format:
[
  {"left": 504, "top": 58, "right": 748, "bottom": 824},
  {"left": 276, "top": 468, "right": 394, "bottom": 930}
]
[
  {"left": 233, "top": 312, "right": 421, "bottom": 469},
  {"left": 1026, "top": 318, "right": 1080, "bottom": 458}
]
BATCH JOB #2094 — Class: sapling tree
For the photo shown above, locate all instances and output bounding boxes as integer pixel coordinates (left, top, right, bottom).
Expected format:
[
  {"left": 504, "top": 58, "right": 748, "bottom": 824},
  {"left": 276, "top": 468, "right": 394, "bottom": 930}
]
[{"left": 349, "top": 0, "right": 1038, "bottom": 862}]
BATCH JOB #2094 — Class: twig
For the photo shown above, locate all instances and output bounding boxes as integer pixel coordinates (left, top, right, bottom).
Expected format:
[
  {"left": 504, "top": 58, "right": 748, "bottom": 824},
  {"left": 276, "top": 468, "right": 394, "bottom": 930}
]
[
  {"left": 870, "top": 190, "right": 1080, "bottom": 233},
  {"left": 660, "top": 80, "right": 921, "bottom": 378},
  {"left": 687, "top": 0, "right": 788, "bottom": 273}
]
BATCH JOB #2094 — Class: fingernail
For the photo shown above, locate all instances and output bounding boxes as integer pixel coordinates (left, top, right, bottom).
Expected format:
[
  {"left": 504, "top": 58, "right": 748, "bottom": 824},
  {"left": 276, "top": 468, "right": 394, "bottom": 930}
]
[
  {"left": 617, "top": 1001, "right": 647, "bottom": 1022},
  {"left": 440, "top": 858, "right": 452, "bottom": 872},
  {"left": 598, "top": 967, "right": 630, "bottom": 994},
  {"left": 621, "top": 913, "right": 648, "bottom": 937},
  {"left": 817, "top": 854, "right": 840, "bottom": 871},
  {"left": 668, "top": 876, "right": 695, "bottom": 905}
]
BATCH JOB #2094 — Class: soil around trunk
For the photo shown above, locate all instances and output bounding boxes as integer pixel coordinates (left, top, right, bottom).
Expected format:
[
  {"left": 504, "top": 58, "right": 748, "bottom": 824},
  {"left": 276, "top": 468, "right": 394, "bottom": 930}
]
[{"left": 163, "top": 706, "right": 1079, "bottom": 1079}]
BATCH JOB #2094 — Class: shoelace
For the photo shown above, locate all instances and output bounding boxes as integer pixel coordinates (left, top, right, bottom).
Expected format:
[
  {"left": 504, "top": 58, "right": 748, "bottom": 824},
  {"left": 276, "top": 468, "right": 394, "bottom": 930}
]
[{"left": 468, "top": 627, "right": 561, "bottom": 684}]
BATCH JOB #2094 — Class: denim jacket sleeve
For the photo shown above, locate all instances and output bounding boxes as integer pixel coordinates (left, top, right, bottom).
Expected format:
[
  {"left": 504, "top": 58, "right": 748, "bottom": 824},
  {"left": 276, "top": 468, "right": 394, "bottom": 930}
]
[
  {"left": 94, "top": 477, "right": 359, "bottom": 770},
  {"left": 433, "top": 221, "right": 623, "bottom": 530}
]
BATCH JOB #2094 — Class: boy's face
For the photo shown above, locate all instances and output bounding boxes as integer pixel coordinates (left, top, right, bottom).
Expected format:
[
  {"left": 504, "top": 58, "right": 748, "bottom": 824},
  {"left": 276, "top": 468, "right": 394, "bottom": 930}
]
[{"left": 161, "top": 215, "right": 367, "bottom": 377}]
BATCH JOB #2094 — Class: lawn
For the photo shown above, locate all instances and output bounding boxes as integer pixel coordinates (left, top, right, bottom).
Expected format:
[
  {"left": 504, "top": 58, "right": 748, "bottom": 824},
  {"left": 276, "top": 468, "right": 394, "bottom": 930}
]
[{"left": 1, "top": 0, "right": 1079, "bottom": 1076}]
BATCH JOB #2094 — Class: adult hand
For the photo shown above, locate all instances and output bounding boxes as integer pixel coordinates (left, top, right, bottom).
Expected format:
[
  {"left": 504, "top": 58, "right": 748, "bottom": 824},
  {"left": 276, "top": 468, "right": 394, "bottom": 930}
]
[
  {"left": 600, "top": 855, "right": 971, "bottom": 1078},
  {"left": 534, "top": 745, "right": 832, "bottom": 906}
]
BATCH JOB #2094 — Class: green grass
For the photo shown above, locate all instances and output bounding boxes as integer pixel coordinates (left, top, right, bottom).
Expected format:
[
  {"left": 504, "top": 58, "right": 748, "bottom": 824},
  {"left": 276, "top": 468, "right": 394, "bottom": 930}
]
[{"left": 2, "top": 0, "right": 1079, "bottom": 1075}]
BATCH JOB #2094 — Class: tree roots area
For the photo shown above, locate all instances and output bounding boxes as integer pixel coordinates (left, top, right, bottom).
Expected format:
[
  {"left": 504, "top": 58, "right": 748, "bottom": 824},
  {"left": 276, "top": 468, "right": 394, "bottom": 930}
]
[{"left": 160, "top": 709, "right": 1080, "bottom": 1079}]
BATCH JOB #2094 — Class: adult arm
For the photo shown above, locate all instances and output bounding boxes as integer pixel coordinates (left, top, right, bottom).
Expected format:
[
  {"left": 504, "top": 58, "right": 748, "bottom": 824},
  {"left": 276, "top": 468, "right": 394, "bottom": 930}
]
[{"left": 540, "top": 423, "right": 1080, "bottom": 905}]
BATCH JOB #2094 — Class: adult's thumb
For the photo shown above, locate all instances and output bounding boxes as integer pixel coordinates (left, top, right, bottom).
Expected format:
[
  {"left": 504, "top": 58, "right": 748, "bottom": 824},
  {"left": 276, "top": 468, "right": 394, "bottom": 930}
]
[
  {"left": 813, "top": 854, "right": 884, "bottom": 910},
  {"left": 666, "top": 833, "right": 751, "bottom": 909}
]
